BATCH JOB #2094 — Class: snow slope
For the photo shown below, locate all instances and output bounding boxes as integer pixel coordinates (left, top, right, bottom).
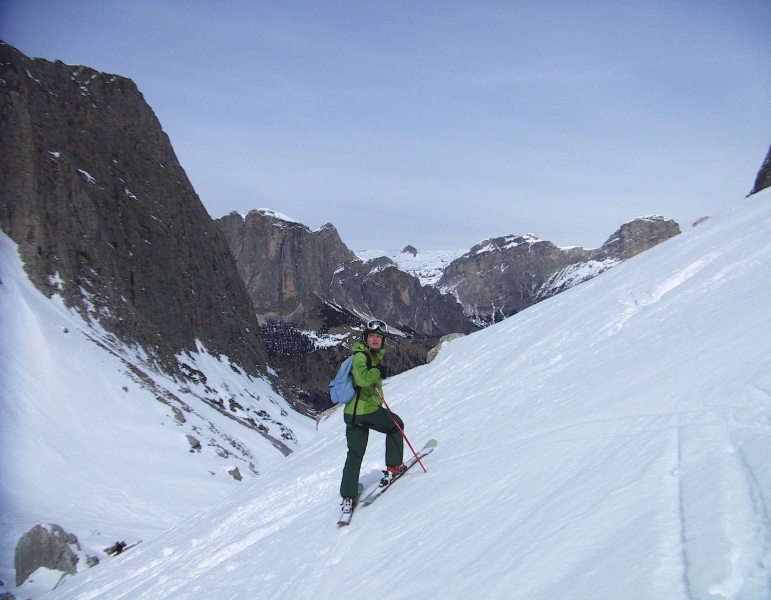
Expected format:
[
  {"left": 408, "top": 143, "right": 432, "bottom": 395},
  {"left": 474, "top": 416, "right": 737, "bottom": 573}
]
[
  {"left": 7, "top": 190, "right": 771, "bottom": 599},
  {"left": 36, "top": 192, "right": 771, "bottom": 600},
  {"left": 0, "top": 233, "right": 316, "bottom": 597}
]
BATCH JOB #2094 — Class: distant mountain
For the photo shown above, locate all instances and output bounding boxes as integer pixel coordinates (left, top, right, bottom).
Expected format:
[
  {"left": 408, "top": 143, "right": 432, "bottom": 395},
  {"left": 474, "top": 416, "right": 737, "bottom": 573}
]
[
  {"left": 217, "top": 209, "right": 474, "bottom": 337},
  {"left": 356, "top": 247, "right": 466, "bottom": 286},
  {"left": 219, "top": 207, "right": 680, "bottom": 336},
  {"left": 436, "top": 216, "right": 681, "bottom": 325},
  {"left": 216, "top": 210, "right": 477, "bottom": 411}
]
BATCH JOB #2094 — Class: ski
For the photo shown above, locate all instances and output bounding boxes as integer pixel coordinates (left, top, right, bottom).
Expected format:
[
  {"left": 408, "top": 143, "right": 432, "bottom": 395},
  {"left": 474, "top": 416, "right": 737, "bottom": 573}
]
[
  {"left": 360, "top": 439, "right": 437, "bottom": 506},
  {"left": 337, "top": 483, "right": 364, "bottom": 527}
]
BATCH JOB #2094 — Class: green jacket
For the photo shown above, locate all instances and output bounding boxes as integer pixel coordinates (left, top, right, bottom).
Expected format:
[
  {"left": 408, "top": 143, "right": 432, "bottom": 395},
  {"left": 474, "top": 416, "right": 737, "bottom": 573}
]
[{"left": 343, "top": 341, "right": 385, "bottom": 417}]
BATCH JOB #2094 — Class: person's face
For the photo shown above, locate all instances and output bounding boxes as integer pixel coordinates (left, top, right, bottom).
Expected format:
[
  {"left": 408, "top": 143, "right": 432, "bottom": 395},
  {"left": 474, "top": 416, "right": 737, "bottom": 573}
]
[{"left": 366, "top": 333, "right": 383, "bottom": 350}]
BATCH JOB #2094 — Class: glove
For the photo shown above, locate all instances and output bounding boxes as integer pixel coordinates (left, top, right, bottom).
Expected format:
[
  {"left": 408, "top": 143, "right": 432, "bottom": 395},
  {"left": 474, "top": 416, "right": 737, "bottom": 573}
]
[{"left": 376, "top": 365, "right": 387, "bottom": 379}]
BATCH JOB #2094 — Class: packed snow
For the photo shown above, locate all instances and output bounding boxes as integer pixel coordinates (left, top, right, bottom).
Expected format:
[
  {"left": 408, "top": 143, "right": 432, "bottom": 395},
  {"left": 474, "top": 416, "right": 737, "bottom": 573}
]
[
  {"left": 0, "top": 234, "right": 316, "bottom": 598},
  {"left": 252, "top": 208, "right": 301, "bottom": 224},
  {"left": 2, "top": 190, "right": 771, "bottom": 599}
]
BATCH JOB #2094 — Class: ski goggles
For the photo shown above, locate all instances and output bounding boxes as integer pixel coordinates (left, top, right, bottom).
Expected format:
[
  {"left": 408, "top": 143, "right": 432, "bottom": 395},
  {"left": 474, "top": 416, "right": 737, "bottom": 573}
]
[{"left": 365, "top": 319, "right": 388, "bottom": 334}]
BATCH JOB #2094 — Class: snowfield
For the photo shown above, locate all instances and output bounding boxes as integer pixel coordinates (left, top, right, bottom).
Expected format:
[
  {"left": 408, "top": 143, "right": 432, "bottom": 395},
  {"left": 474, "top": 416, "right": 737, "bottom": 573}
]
[
  {"left": 356, "top": 248, "right": 465, "bottom": 286},
  {"left": 0, "top": 231, "right": 317, "bottom": 598},
  {"left": 2, "top": 189, "right": 771, "bottom": 599}
]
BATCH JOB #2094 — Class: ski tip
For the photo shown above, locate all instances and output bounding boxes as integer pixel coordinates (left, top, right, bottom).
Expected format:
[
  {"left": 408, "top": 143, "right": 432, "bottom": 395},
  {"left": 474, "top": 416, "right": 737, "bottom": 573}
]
[{"left": 426, "top": 439, "right": 438, "bottom": 449}]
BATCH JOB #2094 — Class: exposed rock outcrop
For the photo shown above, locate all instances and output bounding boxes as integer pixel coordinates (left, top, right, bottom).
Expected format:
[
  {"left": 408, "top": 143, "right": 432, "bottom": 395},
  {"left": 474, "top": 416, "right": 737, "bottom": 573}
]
[
  {"left": 437, "top": 234, "right": 592, "bottom": 325},
  {"left": 14, "top": 524, "right": 80, "bottom": 587},
  {"left": 749, "top": 144, "right": 771, "bottom": 195},
  {"left": 427, "top": 333, "right": 467, "bottom": 363},
  {"left": 593, "top": 215, "right": 681, "bottom": 262}
]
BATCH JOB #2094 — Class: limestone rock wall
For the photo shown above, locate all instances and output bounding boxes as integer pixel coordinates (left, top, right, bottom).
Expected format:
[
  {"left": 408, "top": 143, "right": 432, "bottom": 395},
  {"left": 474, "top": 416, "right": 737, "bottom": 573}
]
[{"left": 0, "top": 42, "right": 267, "bottom": 375}]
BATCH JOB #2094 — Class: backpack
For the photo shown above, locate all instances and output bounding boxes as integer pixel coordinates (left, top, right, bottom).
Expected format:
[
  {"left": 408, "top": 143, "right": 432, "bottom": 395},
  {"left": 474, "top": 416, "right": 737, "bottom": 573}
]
[{"left": 329, "top": 351, "right": 371, "bottom": 404}]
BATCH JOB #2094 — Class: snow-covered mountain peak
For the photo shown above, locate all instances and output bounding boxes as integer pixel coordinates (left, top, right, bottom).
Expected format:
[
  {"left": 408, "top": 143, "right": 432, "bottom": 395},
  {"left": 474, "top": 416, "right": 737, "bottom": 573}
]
[{"left": 356, "top": 248, "right": 466, "bottom": 286}]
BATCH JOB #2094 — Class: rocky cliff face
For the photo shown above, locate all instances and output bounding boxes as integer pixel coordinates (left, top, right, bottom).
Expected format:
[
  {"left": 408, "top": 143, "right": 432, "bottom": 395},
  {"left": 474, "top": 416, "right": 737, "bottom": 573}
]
[
  {"left": 749, "top": 144, "right": 771, "bottom": 195},
  {"left": 0, "top": 41, "right": 267, "bottom": 375},
  {"left": 217, "top": 210, "right": 357, "bottom": 323},
  {"left": 593, "top": 216, "right": 682, "bottom": 262}
]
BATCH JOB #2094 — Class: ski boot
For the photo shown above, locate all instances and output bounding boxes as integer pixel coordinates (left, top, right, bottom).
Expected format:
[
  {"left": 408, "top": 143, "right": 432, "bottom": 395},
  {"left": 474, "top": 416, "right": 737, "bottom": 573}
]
[
  {"left": 341, "top": 497, "right": 354, "bottom": 515},
  {"left": 379, "top": 464, "right": 406, "bottom": 487}
]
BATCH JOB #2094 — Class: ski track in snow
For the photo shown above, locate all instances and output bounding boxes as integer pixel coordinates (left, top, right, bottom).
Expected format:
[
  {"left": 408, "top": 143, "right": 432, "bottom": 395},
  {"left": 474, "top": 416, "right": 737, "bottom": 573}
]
[{"left": 677, "top": 422, "right": 771, "bottom": 598}]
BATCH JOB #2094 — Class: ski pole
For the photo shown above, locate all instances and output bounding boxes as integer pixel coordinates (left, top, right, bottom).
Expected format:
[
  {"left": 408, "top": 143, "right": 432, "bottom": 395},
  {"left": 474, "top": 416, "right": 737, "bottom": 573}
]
[{"left": 376, "top": 387, "right": 427, "bottom": 473}]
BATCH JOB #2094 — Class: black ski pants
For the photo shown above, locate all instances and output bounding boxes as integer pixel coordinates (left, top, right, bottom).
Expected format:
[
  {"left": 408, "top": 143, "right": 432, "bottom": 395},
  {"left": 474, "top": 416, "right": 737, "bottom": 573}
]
[{"left": 340, "top": 407, "right": 404, "bottom": 499}]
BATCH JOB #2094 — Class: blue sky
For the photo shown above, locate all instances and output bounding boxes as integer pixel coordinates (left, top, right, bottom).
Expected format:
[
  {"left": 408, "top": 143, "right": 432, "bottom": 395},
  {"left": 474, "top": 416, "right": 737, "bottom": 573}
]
[{"left": 2, "top": 1, "right": 769, "bottom": 251}]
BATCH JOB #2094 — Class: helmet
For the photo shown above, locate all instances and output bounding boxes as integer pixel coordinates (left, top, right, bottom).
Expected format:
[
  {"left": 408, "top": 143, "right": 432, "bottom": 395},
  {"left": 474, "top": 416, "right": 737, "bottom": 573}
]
[{"left": 362, "top": 319, "right": 388, "bottom": 346}]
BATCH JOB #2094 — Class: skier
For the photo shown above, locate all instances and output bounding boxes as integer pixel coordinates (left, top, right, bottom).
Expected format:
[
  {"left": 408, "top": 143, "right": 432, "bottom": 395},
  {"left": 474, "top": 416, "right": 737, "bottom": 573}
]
[{"left": 339, "top": 319, "right": 405, "bottom": 515}]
